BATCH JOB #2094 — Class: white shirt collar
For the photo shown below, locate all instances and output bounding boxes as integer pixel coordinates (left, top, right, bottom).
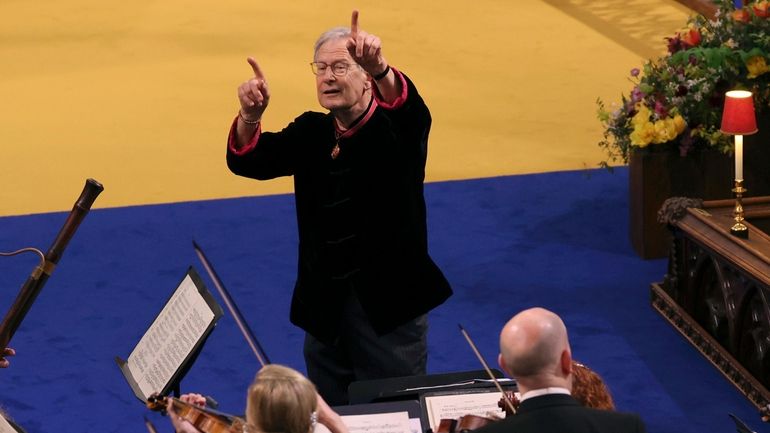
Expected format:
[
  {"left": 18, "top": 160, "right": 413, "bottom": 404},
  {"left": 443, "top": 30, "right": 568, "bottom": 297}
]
[{"left": 520, "top": 387, "right": 571, "bottom": 402}]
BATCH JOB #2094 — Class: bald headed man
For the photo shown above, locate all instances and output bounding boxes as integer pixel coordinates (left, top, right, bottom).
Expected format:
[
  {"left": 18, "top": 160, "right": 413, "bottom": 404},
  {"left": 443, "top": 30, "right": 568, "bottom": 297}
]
[{"left": 473, "top": 308, "right": 646, "bottom": 433}]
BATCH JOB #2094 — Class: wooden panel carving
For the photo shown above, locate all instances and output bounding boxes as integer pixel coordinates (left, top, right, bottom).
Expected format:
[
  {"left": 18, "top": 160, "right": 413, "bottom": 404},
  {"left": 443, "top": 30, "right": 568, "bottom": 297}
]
[{"left": 653, "top": 197, "right": 770, "bottom": 416}]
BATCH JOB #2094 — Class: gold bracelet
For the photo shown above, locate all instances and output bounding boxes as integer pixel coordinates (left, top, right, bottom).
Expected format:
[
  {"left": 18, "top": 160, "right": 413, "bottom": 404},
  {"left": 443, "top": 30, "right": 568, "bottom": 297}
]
[{"left": 238, "top": 111, "right": 260, "bottom": 125}]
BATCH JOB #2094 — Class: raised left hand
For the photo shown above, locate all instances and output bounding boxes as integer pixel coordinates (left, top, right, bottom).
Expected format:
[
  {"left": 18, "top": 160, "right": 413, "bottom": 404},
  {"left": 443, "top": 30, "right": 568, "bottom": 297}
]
[{"left": 346, "top": 10, "right": 388, "bottom": 78}]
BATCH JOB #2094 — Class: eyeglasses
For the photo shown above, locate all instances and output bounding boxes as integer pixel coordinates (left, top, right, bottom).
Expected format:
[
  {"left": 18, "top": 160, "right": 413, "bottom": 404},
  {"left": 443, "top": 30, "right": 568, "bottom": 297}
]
[{"left": 310, "top": 61, "right": 354, "bottom": 77}]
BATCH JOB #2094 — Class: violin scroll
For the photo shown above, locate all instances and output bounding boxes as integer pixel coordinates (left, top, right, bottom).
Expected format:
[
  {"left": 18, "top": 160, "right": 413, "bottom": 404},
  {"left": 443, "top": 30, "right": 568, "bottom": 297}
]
[{"left": 497, "top": 391, "right": 520, "bottom": 417}]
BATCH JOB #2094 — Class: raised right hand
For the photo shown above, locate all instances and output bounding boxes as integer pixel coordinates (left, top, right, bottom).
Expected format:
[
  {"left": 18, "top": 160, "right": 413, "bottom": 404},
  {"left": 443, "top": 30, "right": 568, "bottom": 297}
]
[
  {"left": 237, "top": 57, "right": 270, "bottom": 122},
  {"left": 346, "top": 10, "right": 387, "bottom": 77}
]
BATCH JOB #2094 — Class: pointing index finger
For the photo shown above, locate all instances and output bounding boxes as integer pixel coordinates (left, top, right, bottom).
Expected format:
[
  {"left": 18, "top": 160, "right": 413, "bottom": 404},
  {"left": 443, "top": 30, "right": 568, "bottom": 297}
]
[
  {"left": 247, "top": 57, "right": 264, "bottom": 80},
  {"left": 350, "top": 10, "right": 359, "bottom": 37}
]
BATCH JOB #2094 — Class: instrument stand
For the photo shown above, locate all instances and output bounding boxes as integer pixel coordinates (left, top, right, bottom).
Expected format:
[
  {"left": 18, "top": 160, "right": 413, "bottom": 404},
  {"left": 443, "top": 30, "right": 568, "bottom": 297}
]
[
  {"left": 116, "top": 267, "right": 225, "bottom": 404},
  {"left": 168, "top": 329, "right": 215, "bottom": 398}
]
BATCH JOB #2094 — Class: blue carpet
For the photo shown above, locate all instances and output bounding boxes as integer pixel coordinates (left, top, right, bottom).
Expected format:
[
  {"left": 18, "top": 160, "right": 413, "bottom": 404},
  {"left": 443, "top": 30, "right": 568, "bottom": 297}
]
[{"left": 0, "top": 168, "right": 764, "bottom": 432}]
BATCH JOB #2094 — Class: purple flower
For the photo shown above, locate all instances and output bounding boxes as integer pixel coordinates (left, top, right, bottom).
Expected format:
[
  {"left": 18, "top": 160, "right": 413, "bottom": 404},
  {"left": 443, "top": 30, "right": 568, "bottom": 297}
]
[
  {"left": 631, "top": 87, "right": 644, "bottom": 103},
  {"left": 624, "top": 100, "right": 636, "bottom": 115},
  {"left": 666, "top": 35, "right": 685, "bottom": 54},
  {"left": 630, "top": 68, "right": 640, "bottom": 77},
  {"left": 654, "top": 100, "right": 669, "bottom": 118}
]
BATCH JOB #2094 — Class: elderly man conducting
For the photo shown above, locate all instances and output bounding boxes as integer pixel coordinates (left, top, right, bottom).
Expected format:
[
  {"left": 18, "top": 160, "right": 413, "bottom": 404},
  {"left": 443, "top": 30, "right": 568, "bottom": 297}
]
[{"left": 226, "top": 10, "right": 452, "bottom": 405}]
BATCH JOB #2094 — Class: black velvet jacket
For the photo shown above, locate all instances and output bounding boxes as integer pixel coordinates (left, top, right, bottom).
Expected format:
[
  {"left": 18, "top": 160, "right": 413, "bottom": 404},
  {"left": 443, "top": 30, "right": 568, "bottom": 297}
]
[{"left": 227, "top": 70, "right": 452, "bottom": 343}]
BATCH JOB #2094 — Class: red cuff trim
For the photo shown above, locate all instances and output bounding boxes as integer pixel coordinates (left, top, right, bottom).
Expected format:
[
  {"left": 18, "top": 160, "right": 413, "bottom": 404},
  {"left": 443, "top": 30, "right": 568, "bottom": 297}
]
[
  {"left": 227, "top": 115, "right": 261, "bottom": 155},
  {"left": 373, "top": 67, "right": 408, "bottom": 110}
]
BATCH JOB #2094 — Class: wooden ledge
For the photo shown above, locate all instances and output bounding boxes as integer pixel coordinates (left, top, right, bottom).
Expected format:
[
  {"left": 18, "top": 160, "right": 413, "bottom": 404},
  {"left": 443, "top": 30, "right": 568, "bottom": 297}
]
[{"left": 675, "top": 0, "right": 718, "bottom": 19}]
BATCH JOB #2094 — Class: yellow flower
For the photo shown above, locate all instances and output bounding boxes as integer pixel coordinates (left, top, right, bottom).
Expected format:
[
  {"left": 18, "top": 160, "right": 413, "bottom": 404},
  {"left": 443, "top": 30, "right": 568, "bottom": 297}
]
[
  {"left": 672, "top": 114, "right": 687, "bottom": 135},
  {"left": 630, "top": 121, "right": 655, "bottom": 147},
  {"left": 653, "top": 118, "right": 678, "bottom": 143},
  {"left": 746, "top": 56, "right": 770, "bottom": 79}
]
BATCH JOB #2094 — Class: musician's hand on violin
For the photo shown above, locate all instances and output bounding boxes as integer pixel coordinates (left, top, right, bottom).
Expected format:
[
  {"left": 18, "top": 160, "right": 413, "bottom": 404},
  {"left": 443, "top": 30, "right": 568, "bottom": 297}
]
[
  {"left": 167, "top": 395, "right": 204, "bottom": 433},
  {"left": 316, "top": 393, "right": 348, "bottom": 433},
  {"left": 0, "top": 347, "right": 16, "bottom": 368},
  {"left": 179, "top": 393, "right": 207, "bottom": 407}
]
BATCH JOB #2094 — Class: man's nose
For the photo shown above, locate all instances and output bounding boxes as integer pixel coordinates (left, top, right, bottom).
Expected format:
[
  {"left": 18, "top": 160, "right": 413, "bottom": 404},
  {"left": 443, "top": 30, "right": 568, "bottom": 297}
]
[{"left": 322, "top": 67, "right": 337, "bottom": 79}]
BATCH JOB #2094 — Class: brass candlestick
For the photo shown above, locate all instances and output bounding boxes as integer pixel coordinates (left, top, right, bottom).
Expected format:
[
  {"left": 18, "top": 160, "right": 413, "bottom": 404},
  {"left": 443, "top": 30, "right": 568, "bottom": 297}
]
[{"left": 731, "top": 179, "right": 748, "bottom": 238}]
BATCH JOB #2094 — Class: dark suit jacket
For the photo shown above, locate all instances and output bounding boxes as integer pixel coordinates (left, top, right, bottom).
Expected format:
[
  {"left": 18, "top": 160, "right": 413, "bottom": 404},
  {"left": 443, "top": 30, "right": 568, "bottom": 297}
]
[
  {"left": 473, "top": 394, "right": 646, "bottom": 433},
  {"left": 227, "top": 70, "right": 452, "bottom": 344}
]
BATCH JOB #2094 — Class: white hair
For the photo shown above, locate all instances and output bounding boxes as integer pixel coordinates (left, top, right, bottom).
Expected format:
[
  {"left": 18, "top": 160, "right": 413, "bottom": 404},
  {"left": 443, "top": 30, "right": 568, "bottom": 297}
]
[{"left": 313, "top": 27, "right": 351, "bottom": 59}]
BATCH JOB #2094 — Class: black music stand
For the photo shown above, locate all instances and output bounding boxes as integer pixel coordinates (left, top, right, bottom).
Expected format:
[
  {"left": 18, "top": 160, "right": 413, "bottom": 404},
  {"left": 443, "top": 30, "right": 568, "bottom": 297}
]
[
  {"left": 348, "top": 369, "right": 516, "bottom": 433},
  {"left": 117, "top": 267, "right": 224, "bottom": 403},
  {"left": 348, "top": 369, "right": 511, "bottom": 404}
]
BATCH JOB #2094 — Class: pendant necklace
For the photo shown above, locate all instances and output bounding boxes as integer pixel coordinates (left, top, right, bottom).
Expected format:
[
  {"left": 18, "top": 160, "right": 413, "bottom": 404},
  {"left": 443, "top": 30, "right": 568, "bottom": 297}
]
[
  {"left": 330, "top": 96, "right": 377, "bottom": 160},
  {"left": 331, "top": 129, "right": 342, "bottom": 159}
]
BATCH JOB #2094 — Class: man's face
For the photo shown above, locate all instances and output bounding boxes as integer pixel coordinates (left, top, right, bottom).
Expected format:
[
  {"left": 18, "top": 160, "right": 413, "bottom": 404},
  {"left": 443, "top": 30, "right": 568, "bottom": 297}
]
[{"left": 314, "top": 38, "right": 370, "bottom": 113}]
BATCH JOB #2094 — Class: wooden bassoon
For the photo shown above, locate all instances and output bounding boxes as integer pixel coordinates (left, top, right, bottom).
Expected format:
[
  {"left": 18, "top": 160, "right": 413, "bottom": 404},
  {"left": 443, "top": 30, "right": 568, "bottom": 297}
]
[{"left": 0, "top": 178, "right": 104, "bottom": 351}]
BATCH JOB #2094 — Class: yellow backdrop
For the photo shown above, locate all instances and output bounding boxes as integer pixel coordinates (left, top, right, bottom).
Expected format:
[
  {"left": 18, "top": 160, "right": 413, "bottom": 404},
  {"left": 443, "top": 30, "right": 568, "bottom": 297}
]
[{"left": 0, "top": 0, "right": 692, "bottom": 216}]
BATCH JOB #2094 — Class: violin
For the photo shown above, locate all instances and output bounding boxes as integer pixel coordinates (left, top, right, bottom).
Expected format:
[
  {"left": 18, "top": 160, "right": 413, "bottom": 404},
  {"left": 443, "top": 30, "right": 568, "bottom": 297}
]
[
  {"left": 146, "top": 393, "right": 250, "bottom": 433},
  {"left": 497, "top": 391, "right": 520, "bottom": 417},
  {"left": 433, "top": 395, "right": 516, "bottom": 433},
  {"left": 431, "top": 325, "right": 519, "bottom": 433},
  {"left": 144, "top": 243, "right": 272, "bottom": 433},
  {"left": 432, "top": 395, "right": 520, "bottom": 433},
  {"left": 458, "top": 325, "right": 517, "bottom": 415},
  {"left": 435, "top": 414, "right": 499, "bottom": 433}
]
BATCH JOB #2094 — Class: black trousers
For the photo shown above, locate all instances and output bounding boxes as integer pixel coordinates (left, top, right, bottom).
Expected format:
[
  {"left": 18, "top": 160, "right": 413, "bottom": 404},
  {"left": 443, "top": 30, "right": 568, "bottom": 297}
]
[{"left": 303, "top": 293, "right": 428, "bottom": 405}]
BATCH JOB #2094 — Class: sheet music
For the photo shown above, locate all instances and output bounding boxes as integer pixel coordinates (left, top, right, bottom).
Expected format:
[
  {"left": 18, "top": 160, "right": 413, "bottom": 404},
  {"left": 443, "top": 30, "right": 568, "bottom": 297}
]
[
  {"left": 0, "top": 416, "right": 15, "bottom": 433},
  {"left": 315, "top": 412, "right": 411, "bottom": 433},
  {"left": 126, "top": 273, "right": 216, "bottom": 398},
  {"left": 424, "top": 392, "right": 509, "bottom": 431}
]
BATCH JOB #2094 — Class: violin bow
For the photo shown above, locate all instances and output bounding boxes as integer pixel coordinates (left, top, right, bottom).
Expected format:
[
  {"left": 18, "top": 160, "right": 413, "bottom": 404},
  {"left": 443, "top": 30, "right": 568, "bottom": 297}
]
[
  {"left": 193, "top": 240, "right": 271, "bottom": 367},
  {"left": 143, "top": 415, "right": 159, "bottom": 433},
  {"left": 458, "top": 324, "right": 517, "bottom": 414}
]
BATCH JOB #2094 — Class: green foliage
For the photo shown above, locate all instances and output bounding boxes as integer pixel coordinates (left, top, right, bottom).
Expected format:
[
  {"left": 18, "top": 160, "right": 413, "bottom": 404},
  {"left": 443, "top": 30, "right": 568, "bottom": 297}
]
[{"left": 597, "top": 0, "right": 770, "bottom": 168}]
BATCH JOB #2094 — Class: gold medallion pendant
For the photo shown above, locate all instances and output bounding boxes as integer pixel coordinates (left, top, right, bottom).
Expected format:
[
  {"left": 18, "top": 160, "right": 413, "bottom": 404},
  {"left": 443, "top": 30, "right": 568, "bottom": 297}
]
[{"left": 331, "top": 143, "right": 341, "bottom": 159}]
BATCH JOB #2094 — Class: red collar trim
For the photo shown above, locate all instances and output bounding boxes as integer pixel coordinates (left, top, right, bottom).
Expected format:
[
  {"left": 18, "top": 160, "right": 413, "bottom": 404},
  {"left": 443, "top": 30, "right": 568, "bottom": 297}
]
[{"left": 334, "top": 97, "right": 378, "bottom": 139}]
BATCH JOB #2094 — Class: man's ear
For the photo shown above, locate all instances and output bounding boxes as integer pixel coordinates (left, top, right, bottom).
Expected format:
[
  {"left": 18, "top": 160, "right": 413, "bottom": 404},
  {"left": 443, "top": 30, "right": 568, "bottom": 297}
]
[
  {"left": 498, "top": 353, "right": 512, "bottom": 377},
  {"left": 560, "top": 350, "right": 572, "bottom": 375}
]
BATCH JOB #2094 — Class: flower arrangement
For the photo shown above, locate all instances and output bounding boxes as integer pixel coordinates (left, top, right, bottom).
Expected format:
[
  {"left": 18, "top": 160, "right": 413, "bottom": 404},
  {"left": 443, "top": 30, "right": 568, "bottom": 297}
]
[{"left": 597, "top": 0, "right": 770, "bottom": 168}]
